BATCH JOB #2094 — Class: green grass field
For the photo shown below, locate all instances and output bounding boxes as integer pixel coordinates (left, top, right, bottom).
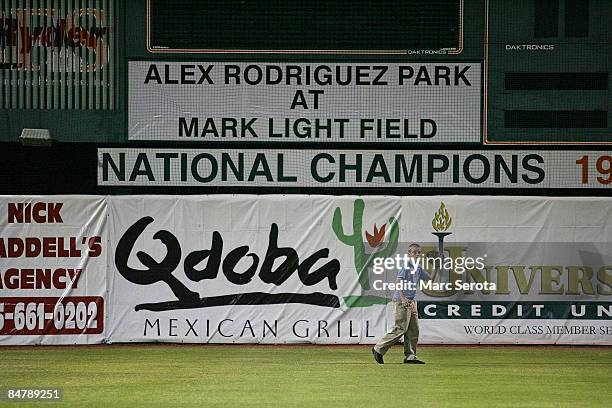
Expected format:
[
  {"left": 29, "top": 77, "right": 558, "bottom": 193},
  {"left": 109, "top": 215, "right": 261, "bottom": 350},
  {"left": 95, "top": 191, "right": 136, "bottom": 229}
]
[{"left": 1, "top": 345, "right": 611, "bottom": 408}]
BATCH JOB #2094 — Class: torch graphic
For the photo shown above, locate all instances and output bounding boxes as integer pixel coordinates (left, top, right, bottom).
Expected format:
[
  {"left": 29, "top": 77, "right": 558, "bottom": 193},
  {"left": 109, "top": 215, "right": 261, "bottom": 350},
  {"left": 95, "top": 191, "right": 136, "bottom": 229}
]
[{"left": 431, "top": 202, "right": 453, "bottom": 257}]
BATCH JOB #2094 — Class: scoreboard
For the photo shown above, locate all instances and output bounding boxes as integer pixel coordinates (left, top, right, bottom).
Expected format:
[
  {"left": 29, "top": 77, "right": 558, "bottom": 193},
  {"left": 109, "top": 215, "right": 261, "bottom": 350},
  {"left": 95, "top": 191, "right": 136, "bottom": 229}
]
[
  {"left": 486, "top": 0, "right": 610, "bottom": 144},
  {"left": 141, "top": 0, "right": 611, "bottom": 145},
  {"left": 0, "top": 0, "right": 610, "bottom": 191},
  {"left": 149, "top": 0, "right": 462, "bottom": 53}
]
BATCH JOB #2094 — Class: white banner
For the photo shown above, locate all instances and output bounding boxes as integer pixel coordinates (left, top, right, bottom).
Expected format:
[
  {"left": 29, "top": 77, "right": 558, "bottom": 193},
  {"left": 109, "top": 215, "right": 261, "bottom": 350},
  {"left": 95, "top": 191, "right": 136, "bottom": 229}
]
[
  {"left": 0, "top": 196, "right": 107, "bottom": 345},
  {"left": 128, "top": 61, "right": 481, "bottom": 143},
  {"left": 2, "top": 195, "right": 610, "bottom": 345},
  {"left": 98, "top": 149, "right": 612, "bottom": 189},
  {"left": 105, "top": 195, "right": 612, "bottom": 345}
]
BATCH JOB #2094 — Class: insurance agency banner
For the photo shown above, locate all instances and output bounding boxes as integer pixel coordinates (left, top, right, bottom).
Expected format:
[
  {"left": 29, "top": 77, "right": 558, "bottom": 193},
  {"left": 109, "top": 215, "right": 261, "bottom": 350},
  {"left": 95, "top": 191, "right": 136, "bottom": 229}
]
[
  {"left": 0, "top": 196, "right": 107, "bottom": 345},
  {"left": 1, "top": 195, "right": 611, "bottom": 345}
]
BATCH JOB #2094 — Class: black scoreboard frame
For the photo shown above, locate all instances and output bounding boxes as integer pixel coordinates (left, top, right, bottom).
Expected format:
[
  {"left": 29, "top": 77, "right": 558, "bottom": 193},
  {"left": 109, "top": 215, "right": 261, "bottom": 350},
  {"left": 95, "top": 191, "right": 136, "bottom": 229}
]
[
  {"left": 482, "top": 0, "right": 611, "bottom": 146},
  {"left": 142, "top": 0, "right": 609, "bottom": 146},
  {"left": 145, "top": 0, "right": 465, "bottom": 55}
]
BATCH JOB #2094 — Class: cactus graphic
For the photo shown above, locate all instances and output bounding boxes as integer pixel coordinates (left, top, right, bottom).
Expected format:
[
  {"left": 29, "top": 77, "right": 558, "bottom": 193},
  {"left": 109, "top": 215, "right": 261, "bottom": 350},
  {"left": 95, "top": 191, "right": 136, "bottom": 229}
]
[{"left": 332, "top": 199, "right": 399, "bottom": 290}]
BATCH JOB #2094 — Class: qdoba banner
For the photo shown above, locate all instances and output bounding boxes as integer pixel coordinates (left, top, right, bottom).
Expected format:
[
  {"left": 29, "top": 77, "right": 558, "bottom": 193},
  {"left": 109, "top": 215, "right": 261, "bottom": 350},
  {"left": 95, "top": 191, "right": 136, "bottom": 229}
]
[
  {"left": 128, "top": 61, "right": 481, "bottom": 143},
  {"left": 0, "top": 196, "right": 107, "bottom": 345},
  {"left": 105, "top": 195, "right": 612, "bottom": 345}
]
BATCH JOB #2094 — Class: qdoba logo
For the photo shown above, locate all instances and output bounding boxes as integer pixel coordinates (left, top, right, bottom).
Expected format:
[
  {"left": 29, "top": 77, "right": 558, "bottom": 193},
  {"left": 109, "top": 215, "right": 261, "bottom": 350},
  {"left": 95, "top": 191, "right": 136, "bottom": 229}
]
[{"left": 115, "top": 217, "right": 341, "bottom": 311}]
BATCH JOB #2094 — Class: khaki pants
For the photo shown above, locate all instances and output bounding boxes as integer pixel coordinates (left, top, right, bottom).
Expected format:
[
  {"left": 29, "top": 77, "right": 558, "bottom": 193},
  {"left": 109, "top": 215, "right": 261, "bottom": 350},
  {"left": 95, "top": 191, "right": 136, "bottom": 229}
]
[{"left": 374, "top": 300, "right": 419, "bottom": 360}]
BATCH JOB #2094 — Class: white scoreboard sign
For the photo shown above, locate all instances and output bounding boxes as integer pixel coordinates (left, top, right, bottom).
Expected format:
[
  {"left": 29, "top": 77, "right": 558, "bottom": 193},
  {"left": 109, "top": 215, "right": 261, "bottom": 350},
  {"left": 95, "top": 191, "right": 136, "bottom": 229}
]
[{"left": 128, "top": 61, "right": 482, "bottom": 143}]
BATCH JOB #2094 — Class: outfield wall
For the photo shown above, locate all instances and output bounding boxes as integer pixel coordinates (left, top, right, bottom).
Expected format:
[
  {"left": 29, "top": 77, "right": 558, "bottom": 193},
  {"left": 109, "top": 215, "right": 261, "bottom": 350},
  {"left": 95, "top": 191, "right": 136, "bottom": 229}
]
[{"left": 1, "top": 195, "right": 611, "bottom": 345}]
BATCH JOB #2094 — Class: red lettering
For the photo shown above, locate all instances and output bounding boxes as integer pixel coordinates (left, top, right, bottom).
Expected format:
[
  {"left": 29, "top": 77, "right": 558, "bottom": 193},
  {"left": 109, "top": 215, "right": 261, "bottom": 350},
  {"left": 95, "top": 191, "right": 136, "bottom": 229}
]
[
  {"left": 68, "top": 27, "right": 81, "bottom": 47},
  {"left": 87, "top": 236, "right": 103, "bottom": 257},
  {"left": 33, "top": 202, "right": 46, "bottom": 223},
  {"left": 24, "top": 203, "right": 31, "bottom": 222},
  {"left": 1, "top": 237, "right": 84, "bottom": 258},
  {"left": 6, "top": 268, "right": 20, "bottom": 289},
  {"left": 35, "top": 269, "right": 52, "bottom": 289},
  {"left": 0, "top": 268, "right": 85, "bottom": 289},
  {"left": 69, "top": 237, "right": 81, "bottom": 257},
  {"left": 42, "top": 237, "right": 57, "bottom": 257},
  {"left": 8, "top": 238, "right": 24, "bottom": 257},
  {"left": 7, "top": 203, "right": 24, "bottom": 223},
  {"left": 21, "top": 269, "right": 35, "bottom": 289},
  {"left": 25, "top": 237, "right": 41, "bottom": 257},
  {"left": 47, "top": 203, "right": 64, "bottom": 223},
  {"left": 6, "top": 202, "right": 63, "bottom": 223},
  {"left": 57, "top": 237, "right": 69, "bottom": 257},
  {"left": 52, "top": 269, "right": 67, "bottom": 289}
]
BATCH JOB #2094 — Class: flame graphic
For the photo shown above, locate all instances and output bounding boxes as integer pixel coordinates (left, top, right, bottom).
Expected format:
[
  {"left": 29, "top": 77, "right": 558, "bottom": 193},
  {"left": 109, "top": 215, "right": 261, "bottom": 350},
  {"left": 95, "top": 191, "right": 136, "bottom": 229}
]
[
  {"left": 432, "top": 202, "right": 452, "bottom": 232},
  {"left": 365, "top": 223, "right": 386, "bottom": 247}
]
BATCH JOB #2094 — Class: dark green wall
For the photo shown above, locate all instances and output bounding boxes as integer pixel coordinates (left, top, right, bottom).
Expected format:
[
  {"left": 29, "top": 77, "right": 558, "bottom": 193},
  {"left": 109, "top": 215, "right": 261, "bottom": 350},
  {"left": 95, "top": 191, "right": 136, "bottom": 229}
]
[
  {"left": 0, "top": 0, "right": 609, "bottom": 196},
  {"left": 487, "top": 0, "right": 611, "bottom": 143}
]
